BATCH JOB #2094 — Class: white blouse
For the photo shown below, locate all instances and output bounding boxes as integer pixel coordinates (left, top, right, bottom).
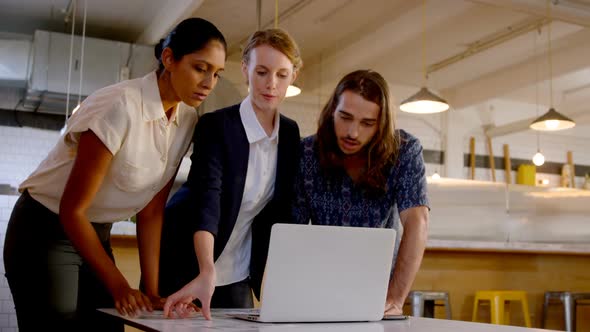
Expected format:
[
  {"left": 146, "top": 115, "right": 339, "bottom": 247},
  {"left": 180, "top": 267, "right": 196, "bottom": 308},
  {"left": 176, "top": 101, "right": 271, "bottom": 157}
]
[
  {"left": 214, "top": 96, "right": 279, "bottom": 286},
  {"left": 20, "top": 71, "right": 198, "bottom": 223}
]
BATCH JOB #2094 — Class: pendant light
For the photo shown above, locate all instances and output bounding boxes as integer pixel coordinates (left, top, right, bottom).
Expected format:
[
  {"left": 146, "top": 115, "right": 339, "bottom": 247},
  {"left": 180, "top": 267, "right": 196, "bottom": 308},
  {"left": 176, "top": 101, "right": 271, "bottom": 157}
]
[
  {"left": 532, "top": 27, "right": 545, "bottom": 166},
  {"left": 400, "top": 0, "right": 449, "bottom": 114},
  {"left": 530, "top": 0, "right": 575, "bottom": 131},
  {"left": 273, "top": 0, "right": 301, "bottom": 98},
  {"left": 286, "top": 84, "right": 301, "bottom": 97}
]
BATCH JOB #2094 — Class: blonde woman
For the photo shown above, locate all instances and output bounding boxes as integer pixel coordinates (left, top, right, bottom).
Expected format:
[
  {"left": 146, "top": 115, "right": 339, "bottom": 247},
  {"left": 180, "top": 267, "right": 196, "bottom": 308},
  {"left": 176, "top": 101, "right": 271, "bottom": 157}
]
[{"left": 159, "top": 28, "right": 302, "bottom": 319}]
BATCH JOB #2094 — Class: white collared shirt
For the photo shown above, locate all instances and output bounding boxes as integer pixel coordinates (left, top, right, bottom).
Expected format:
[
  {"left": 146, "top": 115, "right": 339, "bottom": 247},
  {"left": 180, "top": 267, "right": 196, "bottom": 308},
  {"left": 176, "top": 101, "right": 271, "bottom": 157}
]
[
  {"left": 20, "top": 71, "right": 198, "bottom": 223},
  {"left": 214, "top": 96, "right": 279, "bottom": 286}
]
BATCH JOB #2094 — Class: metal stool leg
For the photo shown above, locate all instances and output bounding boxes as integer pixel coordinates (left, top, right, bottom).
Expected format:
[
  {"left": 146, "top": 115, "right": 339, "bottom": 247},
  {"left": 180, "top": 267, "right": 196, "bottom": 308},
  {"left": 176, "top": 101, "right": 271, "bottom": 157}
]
[
  {"left": 411, "top": 292, "right": 424, "bottom": 317},
  {"left": 563, "top": 293, "right": 576, "bottom": 332},
  {"left": 444, "top": 295, "right": 452, "bottom": 320},
  {"left": 542, "top": 292, "right": 551, "bottom": 328}
]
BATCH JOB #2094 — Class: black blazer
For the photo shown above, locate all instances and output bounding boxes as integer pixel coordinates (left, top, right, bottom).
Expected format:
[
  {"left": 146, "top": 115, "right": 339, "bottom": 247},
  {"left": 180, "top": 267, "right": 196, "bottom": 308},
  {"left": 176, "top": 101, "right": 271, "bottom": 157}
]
[{"left": 159, "top": 103, "right": 300, "bottom": 300}]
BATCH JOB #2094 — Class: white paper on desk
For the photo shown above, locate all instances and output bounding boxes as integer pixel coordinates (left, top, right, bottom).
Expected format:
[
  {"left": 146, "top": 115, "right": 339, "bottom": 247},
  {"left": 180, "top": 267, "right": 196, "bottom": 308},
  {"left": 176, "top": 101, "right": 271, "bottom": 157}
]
[
  {"left": 99, "top": 309, "right": 386, "bottom": 332},
  {"left": 99, "top": 308, "right": 261, "bottom": 331}
]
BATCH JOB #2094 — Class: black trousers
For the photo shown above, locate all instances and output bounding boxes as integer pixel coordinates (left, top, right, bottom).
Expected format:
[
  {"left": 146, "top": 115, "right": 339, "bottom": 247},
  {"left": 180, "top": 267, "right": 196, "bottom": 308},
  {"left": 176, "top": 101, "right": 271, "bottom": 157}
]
[
  {"left": 3, "top": 191, "right": 123, "bottom": 332},
  {"left": 210, "top": 278, "right": 254, "bottom": 308}
]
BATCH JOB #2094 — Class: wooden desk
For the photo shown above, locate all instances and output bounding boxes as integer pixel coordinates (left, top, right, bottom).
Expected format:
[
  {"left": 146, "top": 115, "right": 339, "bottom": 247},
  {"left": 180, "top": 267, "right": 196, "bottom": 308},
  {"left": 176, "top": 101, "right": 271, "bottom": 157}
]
[{"left": 98, "top": 308, "right": 557, "bottom": 332}]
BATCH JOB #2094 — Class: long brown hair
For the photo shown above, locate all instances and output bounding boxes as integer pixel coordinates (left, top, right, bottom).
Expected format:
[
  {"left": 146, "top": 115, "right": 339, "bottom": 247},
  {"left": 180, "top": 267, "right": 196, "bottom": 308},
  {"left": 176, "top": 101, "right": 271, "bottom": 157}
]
[{"left": 316, "top": 70, "right": 399, "bottom": 193}]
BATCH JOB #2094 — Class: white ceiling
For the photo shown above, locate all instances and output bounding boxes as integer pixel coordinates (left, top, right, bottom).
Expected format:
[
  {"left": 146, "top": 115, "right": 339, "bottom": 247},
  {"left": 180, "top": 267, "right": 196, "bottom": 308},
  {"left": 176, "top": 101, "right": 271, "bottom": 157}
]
[{"left": 1, "top": 0, "right": 590, "bottom": 137}]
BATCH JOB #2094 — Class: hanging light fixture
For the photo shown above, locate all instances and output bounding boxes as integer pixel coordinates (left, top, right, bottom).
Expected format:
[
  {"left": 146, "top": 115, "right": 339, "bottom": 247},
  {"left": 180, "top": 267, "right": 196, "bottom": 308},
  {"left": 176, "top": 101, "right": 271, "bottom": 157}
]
[
  {"left": 531, "top": 27, "right": 545, "bottom": 167},
  {"left": 530, "top": 108, "right": 575, "bottom": 130},
  {"left": 272, "top": 0, "right": 300, "bottom": 98},
  {"left": 532, "top": 151, "right": 545, "bottom": 166},
  {"left": 400, "top": 0, "right": 449, "bottom": 114},
  {"left": 400, "top": 87, "right": 449, "bottom": 113},
  {"left": 530, "top": 0, "right": 575, "bottom": 131},
  {"left": 286, "top": 84, "right": 301, "bottom": 97}
]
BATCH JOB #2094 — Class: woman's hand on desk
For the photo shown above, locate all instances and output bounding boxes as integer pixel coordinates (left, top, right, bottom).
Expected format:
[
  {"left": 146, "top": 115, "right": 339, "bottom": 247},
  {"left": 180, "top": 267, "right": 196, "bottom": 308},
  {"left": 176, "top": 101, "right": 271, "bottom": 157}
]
[
  {"left": 147, "top": 294, "right": 166, "bottom": 310},
  {"left": 112, "top": 284, "right": 152, "bottom": 317},
  {"left": 163, "top": 270, "right": 216, "bottom": 320}
]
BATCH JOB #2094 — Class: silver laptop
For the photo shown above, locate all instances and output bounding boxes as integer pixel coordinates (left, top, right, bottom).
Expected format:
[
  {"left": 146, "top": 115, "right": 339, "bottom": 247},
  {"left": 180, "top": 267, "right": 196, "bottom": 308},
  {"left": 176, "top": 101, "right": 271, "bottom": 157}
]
[{"left": 232, "top": 223, "right": 396, "bottom": 323}]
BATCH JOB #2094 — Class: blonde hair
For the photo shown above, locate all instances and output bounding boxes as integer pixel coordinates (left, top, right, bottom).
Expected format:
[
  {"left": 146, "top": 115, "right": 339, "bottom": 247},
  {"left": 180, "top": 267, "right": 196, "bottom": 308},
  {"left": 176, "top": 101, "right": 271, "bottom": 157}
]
[{"left": 242, "top": 28, "right": 303, "bottom": 71}]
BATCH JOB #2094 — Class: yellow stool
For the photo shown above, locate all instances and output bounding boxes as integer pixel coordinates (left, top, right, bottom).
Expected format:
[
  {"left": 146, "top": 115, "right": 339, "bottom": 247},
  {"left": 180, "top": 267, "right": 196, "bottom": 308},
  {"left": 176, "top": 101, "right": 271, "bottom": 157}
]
[{"left": 472, "top": 290, "right": 532, "bottom": 327}]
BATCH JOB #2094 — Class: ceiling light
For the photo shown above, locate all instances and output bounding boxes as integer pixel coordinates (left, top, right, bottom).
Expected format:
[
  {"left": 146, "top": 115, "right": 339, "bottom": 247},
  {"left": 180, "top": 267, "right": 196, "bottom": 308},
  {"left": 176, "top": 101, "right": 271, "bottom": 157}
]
[
  {"left": 272, "top": 0, "right": 300, "bottom": 98},
  {"left": 530, "top": 1, "right": 575, "bottom": 131},
  {"left": 400, "top": 0, "right": 449, "bottom": 114},
  {"left": 286, "top": 84, "right": 301, "bottom": 97},
  {"left": 530, "top": 108, "right": 575, "bottom": 131},
  {"left": 400, "top": 87, "right": 449, "bottom": 113},
  {"left": 532, "top": 150, "right": 545, "bottom": 166}
]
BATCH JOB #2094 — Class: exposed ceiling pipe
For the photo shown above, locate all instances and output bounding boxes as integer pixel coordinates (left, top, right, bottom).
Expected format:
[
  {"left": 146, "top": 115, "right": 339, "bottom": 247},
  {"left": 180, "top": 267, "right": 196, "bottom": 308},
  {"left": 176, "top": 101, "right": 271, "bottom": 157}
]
[
  {"left": 466, "top": 0, "right": 590, "bottom": 28},
  {"left": 226, "top": 0, "right": 315, "bottom": 56},
  {"left": 427, "top": 17, "right": 550, "bottom": 75}
]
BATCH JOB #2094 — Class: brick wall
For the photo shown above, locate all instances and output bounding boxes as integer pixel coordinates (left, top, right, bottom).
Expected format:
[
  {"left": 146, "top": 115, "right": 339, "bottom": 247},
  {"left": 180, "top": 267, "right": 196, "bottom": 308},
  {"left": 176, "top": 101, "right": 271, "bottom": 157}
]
[
  {"left": 0, "top": 126, "right": 60, "bottom": 190},
  {"left": 0, "top": 125, "right": 60, "bottom": 331},
  {"left": 0, "top": 194, "right": 19, "bottom": 332}
]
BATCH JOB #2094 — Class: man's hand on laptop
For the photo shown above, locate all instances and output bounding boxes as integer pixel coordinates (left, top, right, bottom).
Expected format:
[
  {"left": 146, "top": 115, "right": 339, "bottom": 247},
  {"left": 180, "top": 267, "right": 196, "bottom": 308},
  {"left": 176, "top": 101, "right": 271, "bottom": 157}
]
[{"left": 163, "top": 270, "right": 216, "bottom": 320}]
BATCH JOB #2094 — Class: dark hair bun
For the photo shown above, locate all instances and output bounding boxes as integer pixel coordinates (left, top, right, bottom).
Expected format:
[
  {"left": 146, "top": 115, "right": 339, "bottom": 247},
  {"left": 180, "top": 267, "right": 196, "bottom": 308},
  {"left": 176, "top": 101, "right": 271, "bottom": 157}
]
[
  {"left": 154, "top": 38, "right": 165, "bottom": 60},
  {"left": 155, "top": 18, "right": 226, "bottom": 71}
]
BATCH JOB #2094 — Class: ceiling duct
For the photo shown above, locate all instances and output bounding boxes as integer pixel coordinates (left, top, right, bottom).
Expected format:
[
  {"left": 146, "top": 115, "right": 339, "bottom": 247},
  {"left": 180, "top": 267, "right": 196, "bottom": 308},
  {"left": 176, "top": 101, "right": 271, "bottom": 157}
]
[{"left": 22, "top": 30, "right": 155, "bottom": 114}]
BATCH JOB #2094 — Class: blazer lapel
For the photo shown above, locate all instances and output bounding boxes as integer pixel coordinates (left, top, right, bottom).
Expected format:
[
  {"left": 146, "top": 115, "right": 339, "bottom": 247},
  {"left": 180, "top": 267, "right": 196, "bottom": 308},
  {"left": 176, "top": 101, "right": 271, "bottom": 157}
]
[{"left": 214, "top": 106, "right": 249, "bottom": 258}]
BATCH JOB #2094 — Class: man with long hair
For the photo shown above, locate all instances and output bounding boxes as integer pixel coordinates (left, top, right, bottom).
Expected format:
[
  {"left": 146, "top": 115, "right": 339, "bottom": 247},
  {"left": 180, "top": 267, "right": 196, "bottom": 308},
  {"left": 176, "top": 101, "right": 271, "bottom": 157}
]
[{"left": 292, "top": 69, "right": 429, "bottom": 316}]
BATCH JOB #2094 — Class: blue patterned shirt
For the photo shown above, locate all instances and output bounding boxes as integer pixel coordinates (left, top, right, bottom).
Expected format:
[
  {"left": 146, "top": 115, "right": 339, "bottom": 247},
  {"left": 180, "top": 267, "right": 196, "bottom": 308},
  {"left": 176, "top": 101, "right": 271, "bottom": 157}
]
[{"left": 292, "top": 130, "right": 429, "bottom": 265}]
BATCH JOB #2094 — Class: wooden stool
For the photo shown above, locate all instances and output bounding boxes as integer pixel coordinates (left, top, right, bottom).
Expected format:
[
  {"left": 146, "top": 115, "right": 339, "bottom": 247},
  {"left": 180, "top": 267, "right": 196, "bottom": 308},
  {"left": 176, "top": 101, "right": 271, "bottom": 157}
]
[{"left": 472, "top": 290, "right": 531, "bottom": 327}]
